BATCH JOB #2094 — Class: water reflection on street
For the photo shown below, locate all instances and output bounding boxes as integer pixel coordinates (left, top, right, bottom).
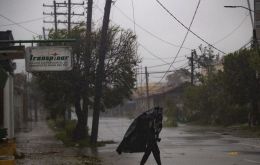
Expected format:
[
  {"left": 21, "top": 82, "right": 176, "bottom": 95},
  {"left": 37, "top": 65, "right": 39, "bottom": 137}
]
[{"left": 90, "top": 117, "right": 260, "bottom": 165}]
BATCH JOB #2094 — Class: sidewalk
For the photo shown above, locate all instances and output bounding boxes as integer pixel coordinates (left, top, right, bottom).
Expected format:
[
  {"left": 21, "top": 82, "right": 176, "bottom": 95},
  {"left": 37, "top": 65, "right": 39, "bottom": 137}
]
[{"left": 16, "top": 120, "right": 99, "bottom": 165}]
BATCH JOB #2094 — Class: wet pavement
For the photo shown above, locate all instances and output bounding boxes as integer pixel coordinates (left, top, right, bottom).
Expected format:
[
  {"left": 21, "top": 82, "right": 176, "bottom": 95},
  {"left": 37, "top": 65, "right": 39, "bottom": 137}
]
[
  {"left": 15, "top": 117, "right": 260, "bottom": 165},
  {"left": 92, "top": 117, "right": 260, "bottom": 165},
  {"left": 16, "top": 121, "right": 99, "bottom": 165}
]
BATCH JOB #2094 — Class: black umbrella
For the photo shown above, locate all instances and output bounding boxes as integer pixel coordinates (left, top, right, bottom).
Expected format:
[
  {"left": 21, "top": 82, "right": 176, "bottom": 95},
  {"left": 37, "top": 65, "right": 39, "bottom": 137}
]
[{"left": 116, "top": 107, "right": 163, "bottom": 154}]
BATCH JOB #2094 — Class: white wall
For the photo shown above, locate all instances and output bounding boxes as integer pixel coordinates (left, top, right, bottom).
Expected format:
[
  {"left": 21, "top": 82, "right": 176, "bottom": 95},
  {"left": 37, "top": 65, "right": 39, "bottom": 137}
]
[{"left": 3, "top": 74, "right": 14, "bottom": 139}]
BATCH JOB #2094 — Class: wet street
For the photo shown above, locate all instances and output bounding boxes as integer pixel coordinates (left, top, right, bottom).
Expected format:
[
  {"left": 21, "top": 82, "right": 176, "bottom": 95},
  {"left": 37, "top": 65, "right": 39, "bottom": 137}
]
[
  {"left": 16, "top": 121, "right": 100, "bottom": 165},
  {"left": 15, "top": 117, "right": 260, "bottom": 165},
  {"left": 95, "top": 117, "right": 260, "bottom": 165}
]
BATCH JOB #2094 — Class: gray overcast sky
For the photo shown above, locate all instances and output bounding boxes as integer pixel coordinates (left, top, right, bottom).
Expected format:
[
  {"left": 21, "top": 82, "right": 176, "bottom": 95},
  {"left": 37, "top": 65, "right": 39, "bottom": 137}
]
[{"left": 0, "top": 0, "right": 253, "bottom": 83}]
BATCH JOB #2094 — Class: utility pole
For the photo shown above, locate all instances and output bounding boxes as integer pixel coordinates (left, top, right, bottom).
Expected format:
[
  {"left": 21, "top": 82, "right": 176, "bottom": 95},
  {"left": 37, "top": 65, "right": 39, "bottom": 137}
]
[
  {"left": 248, "top": 0, "right": 258, "bottom": 48},
  {"left": 145, "top": 66, "right": 150, "bottom": 109},
  {"left": 188, "top": 49, "right": 196, "bottom": 85},
  {"left": 82, "top": 0, "right": 93, "bottom": 137},
  {"left": 54, "top": 1, "right": 57, "bottom": 33},
  {"left": 90, "top": 0, "right": 113, "bottom": 144},
  {"left": 43, "top": 0, "right": 84, "bottom": 35},
  {"left": 42, "top": 27, "right": 46, "bottom": 40},
  {"left": 190, "top": 50, "right": 195, "bottom": 85},
  {"left": 68, "top": 0, "right": 71, "bottom": 33}
]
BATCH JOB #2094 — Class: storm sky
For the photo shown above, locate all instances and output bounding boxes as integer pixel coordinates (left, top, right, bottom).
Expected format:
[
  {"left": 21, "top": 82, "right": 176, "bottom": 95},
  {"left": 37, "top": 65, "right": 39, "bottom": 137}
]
[{"left": 0, "top": 0, "right": 253, "bottom": 83}]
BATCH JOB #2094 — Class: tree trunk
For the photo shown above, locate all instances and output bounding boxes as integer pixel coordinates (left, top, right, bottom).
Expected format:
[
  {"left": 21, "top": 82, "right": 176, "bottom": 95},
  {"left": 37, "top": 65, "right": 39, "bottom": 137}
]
[
  {"left": 73, "top": 91, "right": 87, "bottom": 140},
  {"left": 83, "top": 95, "right": 89, "bottom": 131}
]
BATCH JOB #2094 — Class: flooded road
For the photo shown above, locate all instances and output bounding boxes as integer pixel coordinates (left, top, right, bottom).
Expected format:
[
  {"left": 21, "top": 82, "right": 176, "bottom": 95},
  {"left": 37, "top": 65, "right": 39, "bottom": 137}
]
[
  {"left": 92, "top": 117, "right": 260, "bottom": 165},
  {"left": 15, "top": 117, "right": 260, "bottom": 165}
]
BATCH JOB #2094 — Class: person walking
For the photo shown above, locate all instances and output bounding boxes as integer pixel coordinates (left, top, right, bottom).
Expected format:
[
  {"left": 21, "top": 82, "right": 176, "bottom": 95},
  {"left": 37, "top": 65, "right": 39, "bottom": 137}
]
[
  {"left": 140, "top": 107, "right": 162, "bottom": 165},
  {"left": 116, "top": 106, "right": 163, "bottom": 165}
]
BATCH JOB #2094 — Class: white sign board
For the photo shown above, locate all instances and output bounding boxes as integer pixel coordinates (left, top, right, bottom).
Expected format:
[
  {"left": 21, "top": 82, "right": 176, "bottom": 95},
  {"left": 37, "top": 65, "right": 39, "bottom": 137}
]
[{"left": 26, "top": 46, "right": 73, "bottom": 72}]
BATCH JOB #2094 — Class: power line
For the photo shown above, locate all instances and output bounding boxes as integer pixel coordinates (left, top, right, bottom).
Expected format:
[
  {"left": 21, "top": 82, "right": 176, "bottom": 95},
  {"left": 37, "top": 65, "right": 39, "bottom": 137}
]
[
  {"left": 145, "top": 58, "right": 188, "bottom": 69},
  {"left": 139, "top": 44, "right": 169, "bottom": 64},
  {"left": 148, "top": 62, "right": 190, "bottom": 74},
  {"left": 143, "top": 55, "right": 187, "bottom": 60},
  {"left": 155, "top": 0, "right": 226, "bottom": 55},
  {"left": 96, "top": 4, "right": 192, "bottom": 70},
  {"left": 156, "top": 0, "right": 201, "bottom": 84},
  {"left": 0, "top": 14, "right": 41, "bottom": 36},
  {"left": 0, "top": 16, "right": 50, "bottom": 27},
  {"left": 113, "top": 5, "right": 192, "bottom": 50},
  {"left": 95, "top": 4, "right": 171, "bottom": 68},
  {"left": 213, "top": 13, "right": 249, "bottom": 45},
  {"left": 238, "top": 38, "right": 252, "bottom": 50}
]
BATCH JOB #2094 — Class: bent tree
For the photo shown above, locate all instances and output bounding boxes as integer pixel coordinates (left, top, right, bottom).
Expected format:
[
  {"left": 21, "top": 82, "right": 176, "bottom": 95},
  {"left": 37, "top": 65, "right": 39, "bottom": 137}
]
[{"left": 34, "top": 25, "right": 139, "bottom": 140}]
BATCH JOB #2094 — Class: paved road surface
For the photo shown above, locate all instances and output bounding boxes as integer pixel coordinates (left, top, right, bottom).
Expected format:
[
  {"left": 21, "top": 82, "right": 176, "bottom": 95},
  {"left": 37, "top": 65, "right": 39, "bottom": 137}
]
[
  {"left": 15, "top": 117, "right": 260, "bottom": 165},
  {"left": 90, "top": 117, "right": 260, "bottom": 165},
  {"left": 16, "top": 121, "right": 99, "bottom": 165}
]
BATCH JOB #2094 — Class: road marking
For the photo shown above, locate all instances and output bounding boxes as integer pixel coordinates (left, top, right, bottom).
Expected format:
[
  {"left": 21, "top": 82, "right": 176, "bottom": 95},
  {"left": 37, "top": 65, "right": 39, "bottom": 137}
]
[{"left": 244, "top": 159, "right": 260, "bottom": 164}]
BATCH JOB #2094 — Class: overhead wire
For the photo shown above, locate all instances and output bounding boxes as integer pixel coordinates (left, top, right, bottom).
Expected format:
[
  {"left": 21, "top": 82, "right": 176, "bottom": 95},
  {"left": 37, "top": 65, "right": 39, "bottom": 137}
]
[
  {"left": 155, "top": 0, "right": 201, "bottom": 84},
  {"left": 0, "top": 16, "right": 51, "bottom": 27},
  {"left": 155, "top": 0, "right": 226, "bottom": 55},
  {"left": 113, "top": 5, "right": 192, "bottom": 50},
  {"left": 139, "top": 44, "right": 169, "bottom": 64},
  {"left": 143, "top": 11, "right": 249, "bottom": 67},
  {"left": 146, "top": 58, "right": 188, "bottom": 69},
  {"left": 96, "top": 3, "right": 190, "bottom": 69},
  {"left": 213, "top": 13, "right": 249, "bottom": 45},
  {"left": 238, "top": 38, "right": 252, "bottom": 50},
  {"left": 143, "top": 55, "right": 187, "bottom": 60},
  {"left": 0, "top": 14, "right": 41, "bottom": 36}
]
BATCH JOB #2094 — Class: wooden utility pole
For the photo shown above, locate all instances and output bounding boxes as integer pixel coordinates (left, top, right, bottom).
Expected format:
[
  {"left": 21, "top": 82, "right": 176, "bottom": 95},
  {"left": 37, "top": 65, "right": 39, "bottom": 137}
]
[
  {"left": 54, "top": 1, "right": 57, "bottom": 32},
  {"left": 145, "top": 66, "right": 150, "bottom": 109},
  {"left": 91, "top": 0, "right": 112, "bottom": 144},
  {"left": 43, "top": 0, "right": 84, "bottom": 35},
  {"left": 82, "top": 0, "right": 93, "bottom": 136},
  {"left": 68, "top": 0, "right": 71, "bottom": 33},
  {"left": 191, "top": 50, "right": 195, "bottom": 85},
  {"left": 42, "top": 27, "right": 46, "bottom": 40}
]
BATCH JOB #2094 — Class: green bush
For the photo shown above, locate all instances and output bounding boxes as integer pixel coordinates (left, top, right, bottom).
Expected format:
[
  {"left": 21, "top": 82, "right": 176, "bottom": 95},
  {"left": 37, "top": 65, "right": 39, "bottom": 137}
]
[{"left": 164, "top": 98, "right": 178, "bottom": 127}]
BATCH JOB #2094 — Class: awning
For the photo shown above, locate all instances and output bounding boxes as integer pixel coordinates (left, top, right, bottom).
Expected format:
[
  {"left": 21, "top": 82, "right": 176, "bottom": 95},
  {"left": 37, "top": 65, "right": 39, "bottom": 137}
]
[{"left": 0, "top": 46, "right": 25, "bottom": 60}]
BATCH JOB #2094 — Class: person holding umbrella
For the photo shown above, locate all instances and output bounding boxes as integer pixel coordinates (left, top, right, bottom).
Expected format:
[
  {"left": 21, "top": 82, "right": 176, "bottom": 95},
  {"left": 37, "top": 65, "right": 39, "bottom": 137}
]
[{"left": 116, "top": 106, "right": 163, "bottom": 165}]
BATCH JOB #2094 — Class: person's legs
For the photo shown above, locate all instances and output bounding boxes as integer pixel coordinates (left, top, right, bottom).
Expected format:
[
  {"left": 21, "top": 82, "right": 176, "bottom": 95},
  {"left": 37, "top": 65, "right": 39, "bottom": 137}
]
[
  {"left": 140, "top": 147, "right": 152, "bottom": 165},
  {"left": 152, "top": 142, "right": 161, "bottom": 165}
]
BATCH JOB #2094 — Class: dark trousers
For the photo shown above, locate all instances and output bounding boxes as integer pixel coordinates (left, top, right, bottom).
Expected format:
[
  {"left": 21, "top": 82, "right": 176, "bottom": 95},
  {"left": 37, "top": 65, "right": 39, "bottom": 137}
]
[{"left": 140, "top": 140, "right": 161, "bottom": 165}]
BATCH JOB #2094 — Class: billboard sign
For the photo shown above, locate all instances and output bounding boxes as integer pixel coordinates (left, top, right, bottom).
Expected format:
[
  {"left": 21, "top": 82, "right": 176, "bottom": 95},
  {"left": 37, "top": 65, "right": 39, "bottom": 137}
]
[{"left": 26, "top": 46, "right": 73, "bottom": 72}]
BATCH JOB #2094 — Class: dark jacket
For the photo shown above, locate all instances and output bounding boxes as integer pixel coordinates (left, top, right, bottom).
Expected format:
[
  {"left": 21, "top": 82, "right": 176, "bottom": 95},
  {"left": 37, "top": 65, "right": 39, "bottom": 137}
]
[{"left": 116, "top": 108, "right": 163, "bottom": 153}]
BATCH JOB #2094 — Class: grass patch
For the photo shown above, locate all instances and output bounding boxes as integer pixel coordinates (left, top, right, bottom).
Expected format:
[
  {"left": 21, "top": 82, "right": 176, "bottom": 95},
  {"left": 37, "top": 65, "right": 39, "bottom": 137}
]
[
  {"left": 185, "top": 122, "right": 260, "bottom": 138},
  {"left": 163, "top": 119, "right": 178, "bottom": 127},
  {"left": 80, "top": 155, "right": 101, "bottom": 165},
  {"left": 226, "top": 124, "right": 260, "bottom": 138},
  {"left": 47, "top": 119, "right": 115, "bottom": 148}
]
